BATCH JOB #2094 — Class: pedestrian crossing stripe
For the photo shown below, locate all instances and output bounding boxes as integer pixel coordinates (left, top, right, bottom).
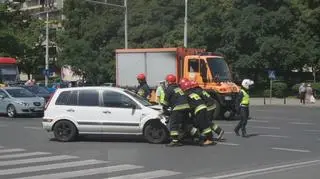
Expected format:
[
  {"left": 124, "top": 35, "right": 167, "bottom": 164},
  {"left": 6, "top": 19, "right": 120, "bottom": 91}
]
[{"left": 0, "top": 145, "right": 182, "bottom": 179}]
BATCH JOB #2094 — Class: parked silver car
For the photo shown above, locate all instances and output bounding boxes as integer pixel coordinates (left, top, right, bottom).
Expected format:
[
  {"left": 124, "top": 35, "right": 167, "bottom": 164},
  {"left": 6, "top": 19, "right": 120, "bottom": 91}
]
[{"left": 0, "top": 87, "right": 46, "bottom": 117}]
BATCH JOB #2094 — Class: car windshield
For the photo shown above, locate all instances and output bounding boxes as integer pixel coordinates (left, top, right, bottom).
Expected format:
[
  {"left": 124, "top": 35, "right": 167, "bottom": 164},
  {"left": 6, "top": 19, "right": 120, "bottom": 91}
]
[
  {"left": 124, "top": 90, "right": 153, "bottom": 106},
  {"left": 206, "top": 58, "right": 232, "bottom": 81},
  {"left": 6, "top": 88, "right": 36, "bottom": 98},
  {"left": 25, "top": 86, "right": 50, "bottom": 94}
]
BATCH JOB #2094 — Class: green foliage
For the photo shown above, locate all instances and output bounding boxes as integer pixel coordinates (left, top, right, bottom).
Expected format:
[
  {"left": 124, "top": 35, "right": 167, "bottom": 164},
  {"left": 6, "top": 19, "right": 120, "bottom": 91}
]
[{"left": 263, "top": 82, "right": 288, "bottom": 98}]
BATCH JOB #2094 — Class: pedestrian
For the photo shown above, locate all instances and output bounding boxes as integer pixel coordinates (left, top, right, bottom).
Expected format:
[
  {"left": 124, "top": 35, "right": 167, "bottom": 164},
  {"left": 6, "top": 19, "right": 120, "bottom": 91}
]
[
  {"left": 161, "top": 74, "right": 190, "bottom": 147},
  {"left": 156, "top": 80, "right": 166, "bottom": 105},
  {"left": 305, "top": 84, "right": 313, "bottom": 103},
  {"left": 234, "top": 79, "right": 254, "bottom": 138},
  {"left": 299, "top": 83, "right": 306, "bottom": 104},
  {"left": 136, "top": 73, "right": 151, "bottom": 100}
]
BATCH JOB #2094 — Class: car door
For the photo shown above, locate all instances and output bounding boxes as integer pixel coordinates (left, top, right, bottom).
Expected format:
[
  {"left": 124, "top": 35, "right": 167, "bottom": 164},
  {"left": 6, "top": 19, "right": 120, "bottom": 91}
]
[
  {"left": 55, "top": 90, "right": 102, "bottom": 134},
  {"left": 100, "top": 90, "right": 143, "bottom": 134},
  {"left": 0, "top": 90, "right": 10, "bottom": 113}
]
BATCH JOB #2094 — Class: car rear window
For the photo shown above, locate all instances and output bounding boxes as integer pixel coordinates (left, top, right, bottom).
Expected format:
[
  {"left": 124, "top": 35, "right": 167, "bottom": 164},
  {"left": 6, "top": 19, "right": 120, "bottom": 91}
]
[
  {"left": 55, "top": 91, "right": 78, "bottom": 105},
  {"left": 55, "top": 90, "right": 99, "bottom": 106}
]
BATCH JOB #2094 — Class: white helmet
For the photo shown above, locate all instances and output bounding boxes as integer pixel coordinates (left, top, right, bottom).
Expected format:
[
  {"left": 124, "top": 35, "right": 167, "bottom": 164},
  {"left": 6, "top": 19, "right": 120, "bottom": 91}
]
[{"left": 241, "top": 79, "right": 254, "bottom": 89}]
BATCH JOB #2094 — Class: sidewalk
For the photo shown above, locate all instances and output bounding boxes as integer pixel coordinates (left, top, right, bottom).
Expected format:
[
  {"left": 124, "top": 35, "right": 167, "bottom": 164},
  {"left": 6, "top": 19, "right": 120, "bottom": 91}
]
[{"left": 250, "top": 97, "right": 320, "bottom": 107}]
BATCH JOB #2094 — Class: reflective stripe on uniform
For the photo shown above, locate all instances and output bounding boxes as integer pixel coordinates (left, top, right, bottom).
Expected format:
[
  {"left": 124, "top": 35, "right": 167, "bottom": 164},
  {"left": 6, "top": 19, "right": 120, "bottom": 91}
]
[
  {"left": 201, "top": 127, "right": 212, "bottom": 135},
  {"left": 207, "top": 104, "right": 216, "bottom": 111},
  {"left": 173, "top": 104, "right": 190, "bottom": 111},
  {"left": 211, "top": 124, "right": 218, "bottom": 130},
  {"left": 159, "top": 87, "right": 165, "bottom": 103},
  {"left": 170, "top": 131, "right": 179, "bottom": 136},
  {"left": 137, "top": 89, "right": 144, "bottom": 96},
  {"left": 194, "top": 104, "right": 207, "bottom": 115},
  {"left": 240, "top": 89, "right": 250, "bottom": 105}
]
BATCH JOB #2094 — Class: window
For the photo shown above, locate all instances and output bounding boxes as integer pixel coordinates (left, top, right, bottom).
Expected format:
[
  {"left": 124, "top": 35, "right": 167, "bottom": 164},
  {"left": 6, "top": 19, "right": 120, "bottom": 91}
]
[
  {"left": 78, "top": 90, "right": 99, "bottom": 106},
  {"left": 0, "top": 90, "right": 7, "bottom": 98},
  {"left": 6, "top": 88, "right": 36, "bottom": 98},
  {"left": 188, "top": 59, "right": 199, "bottom": 72},
  {"left": 55, "top": 91, "right": 78, "bottom": 106},
  {"left": 103, "top": 91, "right": 136, "bottom": 108}
]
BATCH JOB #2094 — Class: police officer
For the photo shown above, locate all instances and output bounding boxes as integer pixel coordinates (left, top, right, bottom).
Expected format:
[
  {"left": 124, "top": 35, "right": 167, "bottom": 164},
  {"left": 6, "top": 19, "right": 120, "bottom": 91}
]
[
  {"left": 180, "top": 81, "right": 214, "bottom": 146},
  {"left": 156, "top": 80, "right": 166, "bottom": 104},
  {"left": 190, "top": 80, "right": 225, "bottom": 141},
  {"left": 136, "top": 73, "right": 151, "bottom": 99},
  {"left": 161, "top": 74, "right": 190, "bottom": 147},
  {"left": 234, "top": 79, "right": 254, "bottom": 137}
]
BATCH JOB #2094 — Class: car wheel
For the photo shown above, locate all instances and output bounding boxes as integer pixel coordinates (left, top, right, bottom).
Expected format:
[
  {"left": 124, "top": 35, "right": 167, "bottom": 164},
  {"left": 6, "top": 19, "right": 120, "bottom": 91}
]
[
  {"left": 144, "top": 122, "right": 168, "bottom": 144},
  {"left": 53, "top": 120, "right": 78, "bottom": 142},
  {"left": 7, "top": 105, "right": 16, "bottom": 118},
  {"left": 212, "top": 99, "right": 221, "bottom": 120}
]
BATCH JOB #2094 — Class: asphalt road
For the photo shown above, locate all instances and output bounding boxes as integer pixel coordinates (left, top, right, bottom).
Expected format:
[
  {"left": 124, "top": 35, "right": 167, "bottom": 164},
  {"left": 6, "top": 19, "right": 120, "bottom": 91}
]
[{"left": 0, "top": 105, "right": 320, "bottom": 179}]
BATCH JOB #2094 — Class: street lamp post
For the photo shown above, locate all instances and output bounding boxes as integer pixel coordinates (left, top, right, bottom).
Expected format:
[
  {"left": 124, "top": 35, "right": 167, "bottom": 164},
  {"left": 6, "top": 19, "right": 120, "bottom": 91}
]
[
  {"left": 86, "top": 0, "right": 128, "bottom": 49},
  {"left": 184, "top": 0, "right": 187, "bottom": 48},
  {"left": 45, "top": 11, "right": 49, "bottom": 87}
]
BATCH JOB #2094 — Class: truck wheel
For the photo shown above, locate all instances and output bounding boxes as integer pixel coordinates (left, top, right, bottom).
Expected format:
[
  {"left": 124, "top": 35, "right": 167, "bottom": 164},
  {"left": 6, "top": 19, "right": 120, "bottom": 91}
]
[
  {"left": 213, "top": 99, "right": 221, "bottom": 120},
  {"left": 144, "top": 122, "right": 168, "bottom": 144},
  {"left": 53, "top": 120, "right": 78, "bottom": 142}
]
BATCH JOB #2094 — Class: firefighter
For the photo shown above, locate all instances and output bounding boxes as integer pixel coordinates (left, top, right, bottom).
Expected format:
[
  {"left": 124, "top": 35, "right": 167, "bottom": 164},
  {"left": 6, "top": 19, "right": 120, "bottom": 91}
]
[
  {"left": 136, "top": 73, "right": 151, "bottom": 99},
  {"left": 161, "top": 74, "right": 190, "bottom": 147},
  {"left": 234, "top": 79, "right": 254, "bottom": 137},
  {"left": 190, "top": 80, "right": 225, "bottom": 141},
  {"left": 180, "top": 81, "right": 215, "bottom": 146}
]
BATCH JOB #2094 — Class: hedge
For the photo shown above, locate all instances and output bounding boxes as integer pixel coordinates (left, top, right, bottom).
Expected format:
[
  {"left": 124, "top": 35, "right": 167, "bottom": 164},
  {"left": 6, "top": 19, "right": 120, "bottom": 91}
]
[{"left": 263, "top": 82, "right": 288, "bottom": 98}]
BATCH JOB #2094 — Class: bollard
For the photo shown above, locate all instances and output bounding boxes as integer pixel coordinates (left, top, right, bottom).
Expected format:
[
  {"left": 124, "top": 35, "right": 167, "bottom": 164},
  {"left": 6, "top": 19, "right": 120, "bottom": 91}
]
[
  {"left": 284, "top": 97, "right": 286, "bottom": 104},
  {"left": 264, "top": 96, "right": 266, "bottom": 105}
]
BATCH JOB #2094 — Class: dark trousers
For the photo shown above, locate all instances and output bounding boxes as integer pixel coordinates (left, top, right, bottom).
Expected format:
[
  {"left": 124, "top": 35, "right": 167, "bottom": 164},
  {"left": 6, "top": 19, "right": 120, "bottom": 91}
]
[
  {"left": 300, "top": 92, "right": 306, "bottom": 104},
  {"left": 194, "top": 109, "right": 212, "bottom": 140},
  {"left": 169, "top": 110, "right": 187, "bottom": 141},
  {"left": 207, "top": 108, "right": 222, "bottom": 134},
  {"left": 235, "top": 106, "right": 249, "bottom": 134}
]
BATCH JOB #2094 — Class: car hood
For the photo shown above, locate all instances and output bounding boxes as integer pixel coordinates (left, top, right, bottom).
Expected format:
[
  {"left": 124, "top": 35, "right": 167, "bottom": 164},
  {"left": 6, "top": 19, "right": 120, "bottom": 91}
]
[{"left": 148, "top": 105, "right": 162, "bottom": 111}]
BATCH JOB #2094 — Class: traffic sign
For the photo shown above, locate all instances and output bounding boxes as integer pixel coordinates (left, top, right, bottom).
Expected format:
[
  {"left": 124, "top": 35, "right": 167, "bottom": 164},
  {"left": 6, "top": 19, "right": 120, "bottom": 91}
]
[{"left": 268, "top": 70, "right": 276, "bottom": 80}]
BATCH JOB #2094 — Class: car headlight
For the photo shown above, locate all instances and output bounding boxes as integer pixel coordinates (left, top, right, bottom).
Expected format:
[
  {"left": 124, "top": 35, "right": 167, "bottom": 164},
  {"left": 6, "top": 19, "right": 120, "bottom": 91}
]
[{"left": 14, "top": 101, "right": 29, "bottom": 106}]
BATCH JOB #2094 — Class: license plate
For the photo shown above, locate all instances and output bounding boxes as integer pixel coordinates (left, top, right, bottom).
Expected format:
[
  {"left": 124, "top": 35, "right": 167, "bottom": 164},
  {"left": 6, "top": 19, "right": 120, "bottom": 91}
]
[{"left": 225, "top": 96, "right": 232, "bottom": 100}]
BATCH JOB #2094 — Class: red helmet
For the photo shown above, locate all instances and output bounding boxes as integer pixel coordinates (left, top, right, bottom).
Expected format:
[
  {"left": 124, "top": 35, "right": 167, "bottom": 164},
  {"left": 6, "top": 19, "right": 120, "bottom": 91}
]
[
  {"left": 179, "top": 78, "right": 189, "bottom": 86},
  {"left": 180, "top": 81, "right": 192, "bottom": 91},
  {"left": 190, "top": 80, "right": 199, "bottom": 88},
  {"left": 137, "top": 73, "right": 146, "bottom": 80},
  {"left": 166, "top": 74, "right": 176, "bottom": 84}
]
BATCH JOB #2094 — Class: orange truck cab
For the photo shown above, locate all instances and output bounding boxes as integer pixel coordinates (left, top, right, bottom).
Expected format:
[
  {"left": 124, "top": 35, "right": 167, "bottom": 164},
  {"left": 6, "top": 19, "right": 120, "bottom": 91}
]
[{"left": 115, "top": 48, "right": 240, "bottom": 120}]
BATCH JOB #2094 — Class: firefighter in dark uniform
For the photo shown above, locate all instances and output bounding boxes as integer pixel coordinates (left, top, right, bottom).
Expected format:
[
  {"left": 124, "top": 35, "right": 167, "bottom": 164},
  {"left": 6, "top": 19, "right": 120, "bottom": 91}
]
[
  {"left": 136, "top": 73, "right": 151, "bottom": 99},
  {"left": 234, "top": 79, "right": 254, "bottom": 137},
  {"left": 190, "top": 80, "right": 225, "bottom": 141},
  {"left": 161, "top": 74, "right": 190, "bottom": 147},
  {"left": 180, "top": 81, "right": 214, "bottom": 146}
]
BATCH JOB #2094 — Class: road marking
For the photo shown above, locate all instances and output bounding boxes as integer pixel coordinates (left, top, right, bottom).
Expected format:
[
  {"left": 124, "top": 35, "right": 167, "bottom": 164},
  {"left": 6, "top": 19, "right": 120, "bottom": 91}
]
[
  {"left": 250, "top": 126, "right": 280, "bottom": 130},
  {"left": 305, "top": 129, "right": 320, "bottom": 133},
  {"left": 13, "top": 164, "right": 144, "bottom": 179},
  {"left": 271, "top": 147, "right": 310, "bottom": 153},
  {"left": 259, "top": 135, "right": 289, "bottom": 138},
  {"left": 24, "top": 126, "right": 43, "bottom": 130},
  {"left": 0, "top": 124, "right": 8, "bottom": 127},
  {"left": 0, "top": 149, "right": 25, "bottom": 154},
  {"left": 0, "top": 152, "right": 50, "bottom": 159},
  {"left": 105, "top": 170, "right": 181, "bottom": 179},
  {"left": 194, "top": 159, "right": 320, "bottom": 179},
  {"left": 0, "top": 155, "right": 79, "bottom": 166},
  {"left": 0, "top": 159, "right": 106, "bottom": 175},
  {"left": 217, "top": 142, "right": 240, "bottom": 146},
  {"left": 290, "top": 122, "right": 314, "bottom": 125},
  {"left": 227, "top": 162, "right": 320, "bottom": 179},
  {"left": 218, "top": 124, "right": 234, "bottom": 127},
  {"left": 249, "top": 120, "right": 269, "bottom": 123},
  {"left": 224, "top": 132, "right": 233, "bottom": 134}
]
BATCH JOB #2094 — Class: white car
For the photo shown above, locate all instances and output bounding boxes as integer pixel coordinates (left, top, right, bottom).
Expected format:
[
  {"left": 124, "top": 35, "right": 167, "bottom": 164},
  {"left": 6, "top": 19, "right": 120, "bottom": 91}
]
[{"left": 42, "top": 86, "right": 169, "bottom": 144}]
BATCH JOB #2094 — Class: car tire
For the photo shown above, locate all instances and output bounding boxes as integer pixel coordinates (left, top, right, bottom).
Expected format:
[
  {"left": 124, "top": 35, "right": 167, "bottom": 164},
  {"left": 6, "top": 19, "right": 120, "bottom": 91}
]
[
  {"left": 213, "top": 98, "right": 221, "bottom": 120},
  {"left": 144, "top": 122, "right": 168, "bottom": 144},
  {"left": 53, "top": 120, "right": 78, "bottom": 142},
  {"left": 7, "top": 105, "right": 17, "bottom": 118}
]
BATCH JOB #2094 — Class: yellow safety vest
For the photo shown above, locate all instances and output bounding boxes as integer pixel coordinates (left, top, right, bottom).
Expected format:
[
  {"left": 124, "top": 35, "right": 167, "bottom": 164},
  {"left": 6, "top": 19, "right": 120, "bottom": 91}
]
[
  {"left": 240, "top": 89, "right": 250, "bottom": 105},
  {"left": 159, "top": 87, "right": 165, "bottom": 103}
]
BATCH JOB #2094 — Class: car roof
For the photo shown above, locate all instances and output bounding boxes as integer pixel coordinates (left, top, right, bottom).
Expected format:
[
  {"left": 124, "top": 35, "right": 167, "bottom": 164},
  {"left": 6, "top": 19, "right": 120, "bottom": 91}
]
[{"left": 56, "top": 86, "right": 125, "bottom": 92}]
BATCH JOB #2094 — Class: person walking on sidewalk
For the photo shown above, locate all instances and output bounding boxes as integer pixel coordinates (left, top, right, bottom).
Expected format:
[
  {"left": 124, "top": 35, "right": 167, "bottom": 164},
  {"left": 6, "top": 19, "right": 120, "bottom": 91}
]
[
  {"left": 299, "top": 83, "right": 306, "bottom": 104},
  {"left": 234, "top": 79, "right": 254, "bottom": 138}
]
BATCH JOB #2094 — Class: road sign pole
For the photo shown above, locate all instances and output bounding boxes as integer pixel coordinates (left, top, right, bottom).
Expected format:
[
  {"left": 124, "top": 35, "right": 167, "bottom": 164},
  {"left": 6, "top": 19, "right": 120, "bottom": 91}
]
[{"left": 270, "top": 79, "right": 272, "bottom": 104}]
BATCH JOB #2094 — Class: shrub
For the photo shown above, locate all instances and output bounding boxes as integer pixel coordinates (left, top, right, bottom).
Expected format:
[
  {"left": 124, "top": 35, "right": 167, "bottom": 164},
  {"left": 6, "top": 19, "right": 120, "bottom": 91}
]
[{"left": 263, "top": 82, "right": 288, "bottom": 98}]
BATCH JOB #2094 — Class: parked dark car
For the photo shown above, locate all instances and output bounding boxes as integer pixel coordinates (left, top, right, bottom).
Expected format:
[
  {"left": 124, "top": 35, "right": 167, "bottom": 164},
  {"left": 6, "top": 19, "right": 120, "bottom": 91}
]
[{"left": 21, "top": 86, "right": 51, "bottom": 102}]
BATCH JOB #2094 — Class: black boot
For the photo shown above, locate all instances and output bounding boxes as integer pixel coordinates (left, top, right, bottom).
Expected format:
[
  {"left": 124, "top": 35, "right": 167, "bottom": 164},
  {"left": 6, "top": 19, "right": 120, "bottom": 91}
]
[
  {"left": 241, "top": 129, "right": 248, "bottom": 138},
  {"left": 234, "top": 128, "right": 240, "bottom": 136},
  {"left": 166, "top": 138, "right": 183, "bottom": 147}
]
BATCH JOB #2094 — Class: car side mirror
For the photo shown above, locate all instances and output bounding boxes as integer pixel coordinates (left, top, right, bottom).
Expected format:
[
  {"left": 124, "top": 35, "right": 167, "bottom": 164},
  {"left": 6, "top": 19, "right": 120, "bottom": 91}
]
[{"left": 0, "top": 95, "right": 4, "bottom": 99}]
